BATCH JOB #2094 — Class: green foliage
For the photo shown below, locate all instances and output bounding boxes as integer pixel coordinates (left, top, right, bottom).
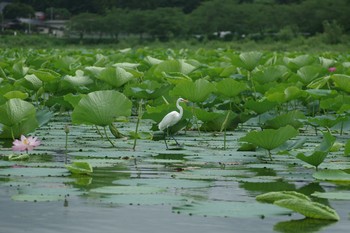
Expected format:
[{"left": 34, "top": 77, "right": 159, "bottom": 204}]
[
  {"left": 72, "top": 90, "right": 132, "bottom": 126},
  {"left": 256, "top": 191, "right": 340, "bottom": 221},
  {"left": 296, "top": 132, "right": 336, "bottom": 170},
  {"left": 65, "top": 161, "right": 93, "bottom": 175},
  {"left": 171, "top": 78, "right": 215, "bottom": 103},
  {"left": 240, "top": 125, "right": 299, "bottom": 160},
  {"left": 313, "top": 170, "right": 350, "bottom": 182},
  {"left": 0, "top": 98, "right": 38, "bottom": 138}
]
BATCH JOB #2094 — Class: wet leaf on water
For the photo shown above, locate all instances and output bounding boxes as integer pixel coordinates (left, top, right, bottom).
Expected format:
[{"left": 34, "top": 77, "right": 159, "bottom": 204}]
[
  {"left": 311, "top": 191, "right": 350, "bottom": 200},
  {"left": 256, "top": 191, "right": 311, "bottom": 204},
  {"left": 90, "top": 186, "right": 166, "bottom": 195},
  {"left": 173, "top": 200, "right": 290, "bottom": 218},
  {"left": 274, "top": 198, "right": 339, "bottom": 221},
  {"left": 313, "top": 169, "right": 350, "bottom": 182},
  {"left": 100, "top": 193, "right": 186, "bottom": 206},
  {"left": 0, "top": 167, "right": 68, "bottom": 177},
  {"left": 65, "top": 161, "right": 93, "bottom": 175},
  {"left": 114, "top": 178, "right": 211, "bottom": 189}
]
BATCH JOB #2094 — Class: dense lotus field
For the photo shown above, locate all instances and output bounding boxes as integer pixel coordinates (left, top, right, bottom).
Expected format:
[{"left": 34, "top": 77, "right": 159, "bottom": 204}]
[{"left": 1, "top": 47, "right": 350, "bottom": 232}]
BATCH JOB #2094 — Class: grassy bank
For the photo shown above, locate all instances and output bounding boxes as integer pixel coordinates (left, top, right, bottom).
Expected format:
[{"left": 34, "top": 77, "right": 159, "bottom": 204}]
[{"left": 1, "top": 34, "right": 350, "bottom": 52}]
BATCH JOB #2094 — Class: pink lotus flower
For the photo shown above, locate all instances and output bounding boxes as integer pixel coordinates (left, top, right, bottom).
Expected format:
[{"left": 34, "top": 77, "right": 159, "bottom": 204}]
[
  {"left": 12, "top": 135, "right": 41, "bottom": 152},
  {"left": 328, "top": 67, "right": 336, "bottom": 72}
]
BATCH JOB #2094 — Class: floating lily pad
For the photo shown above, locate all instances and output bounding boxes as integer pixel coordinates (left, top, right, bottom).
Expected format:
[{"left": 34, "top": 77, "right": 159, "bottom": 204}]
[
  {"left": 11, "top": 194, "right": 66, "bottom": 202},
  {"left": 90, "top": 186, "right": 165, "bottom": 195},
  {"left": 173, "top": 201, "right": 290, "bottom": 218},
  {"left": 311, "top": 191, "right": 350, "bottom": 200},
  {"left": 0, "top": 167, "right": 69, "bottom": 177},
  {"left": 100, "top": 193, "right": 186, "bottom": 205},
  {"left": 313, "top": 169, "right": 350, "bottom": 182},
  {"left": 114, "top": 178, "right": 211, "bottom": 189},
  {"left": 256, "top": 191, "right": 339, "bottom": 221},
  {"left": 275, "top": 198, "right": 339, "bottom": 221},
  {"left": 65, "top": 161, "right": 93, "bottom": 175},
  {"left": 256, "top": 191, "right": 311, "bottom": 204}
]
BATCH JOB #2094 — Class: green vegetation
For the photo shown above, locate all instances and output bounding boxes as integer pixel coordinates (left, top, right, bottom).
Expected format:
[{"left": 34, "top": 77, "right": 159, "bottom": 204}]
[
  {"left": 2, "top": 0, "right": 350, "bottom": 45},
  {"left": 1, "top": 46, "right": 350, "bottom": 232}
]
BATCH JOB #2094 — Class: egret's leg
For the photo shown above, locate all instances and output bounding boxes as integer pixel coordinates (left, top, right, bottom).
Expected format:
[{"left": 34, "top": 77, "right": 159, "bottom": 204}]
[
  {"left": 163, "top": 130, "right": 169, "bottom": 149},
  {"left": 171, "top": 135, "right": 180, "bottom": 146}
]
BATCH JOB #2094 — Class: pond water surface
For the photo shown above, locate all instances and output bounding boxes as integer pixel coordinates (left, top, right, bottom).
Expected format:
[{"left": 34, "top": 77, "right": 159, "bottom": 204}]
[{"left": 1, "top": 116, "right": 350, "bottom": 233}]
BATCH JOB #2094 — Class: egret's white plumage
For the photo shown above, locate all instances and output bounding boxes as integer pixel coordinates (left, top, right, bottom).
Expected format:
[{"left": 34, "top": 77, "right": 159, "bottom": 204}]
[
  {"left": 158, "top": 98, "right": 187, "bottom": 131},
  {"left": 158, "top": 97, "right": 188, "bottom": 148}
]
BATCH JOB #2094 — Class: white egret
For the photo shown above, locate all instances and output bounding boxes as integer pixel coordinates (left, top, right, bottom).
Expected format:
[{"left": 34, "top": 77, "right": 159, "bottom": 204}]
[{"left": 158, "top": 97, "right": 188, "bottom": 149}]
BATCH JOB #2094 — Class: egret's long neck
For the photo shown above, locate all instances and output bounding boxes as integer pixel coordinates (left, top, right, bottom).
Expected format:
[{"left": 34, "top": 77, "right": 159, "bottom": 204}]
[{"left": 177, "top": 99, "right": 183, "bottom": 117}]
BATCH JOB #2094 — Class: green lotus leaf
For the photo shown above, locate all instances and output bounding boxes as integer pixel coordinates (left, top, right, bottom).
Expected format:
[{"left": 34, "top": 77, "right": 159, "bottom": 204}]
[
  {"left": 100, "top": 193, "right": 185, "bottom": 206},
  {"left": 238, "top": 51, "right": 262, "bottom": 71},
  {"left": 307, "top": 75, "right": 331, "bottom": 89},
  {"left": 312, "top": 191, "right": 350, "bottom": 200},
  {"left": 173, "top": 200, "right": 289, "bottom": 218},
  {"left": 98, "top": 66, "right": 134, "bottom": 88},
  {"left": 244, "top": 99, "right": 277, "bottom": 114},
  {"left": 283, "top": 55, "right": 315, "bottom": 71},
  {"left": 297, "top": 65, "right": 322, "bottom": 84},
  {"left": 215, "top": 78, "right": 248, "bottom": 97},
  {"left": 0, "top": 167, "right": 68, "bottom": 177},
  {"left": 252, "top": 65, "right": 289, "bottom": 83},
  {"left": 331, "top": 74, "right": 350, "bottom": 93},
  {"left": 72, "top": 90, "right": 132, "bottom": 126},
  {"left": 319, "top": 57, "right": 335, "bottom": 68},
  {"left": 63, "top": 93, "right": 85, "bottom": 108},
  {"left": 115, "top": 178, "right": 210, "bottom": 189},
  {"left": 0, "top": 98, "right": 37, "bottom": 127},
  {"left": 124, "top": 80, "right": 171, "bottom": 99},
  {"left": 256, "top": 191, "right": 311, "bottom": 204},
  {"left": 274, "top": 198, "right": 339, "bottom": 221},
  {"left": 296, "top": 132, "right": 335, "bottom": 170},
  {"left": 144, "top": 56, "right": 163, "bottom": 65},
  {"left": 28, "top": 68, "right": 60, "bottom": 82},
  {"left": 264, "top": 110, "right": 305, "bottom": 129},
  {"left": 240, "top": 125, "right": 299, "bottom": 152},
  {"left": 12, "top": 194, "right": 66, "bottom": 202},
  {"left": 274, "top": 218, "right": 336, "bottom": 233},
  {"left": 313, "top": 169, "right": 350, "bottom": 182},
  {"left": 65, "top": 161, "right": 93, "bottom": 175},
  {"left": 0, "top": 114, "right": 38, "bottom": 138},
  {"left": 7, "top": 153, "right": 30, "bottom": 161},
  {"left": 3, "top": 90, "right": 28, "bottom": 100},
  {"left": 171, "top": 78, "right": 216, "bottom": 102},
  {"left": 90, "top": 186, "right": 165, "bottom": 195},
  {"left": 154, "top": 59, "right": 196, "bottom": 77},
  {"left": 62, "top": 70, "right": 93, "bottom": 87},
  {"left": 23, "top": 74, "right": 43, "bottom": 90}
]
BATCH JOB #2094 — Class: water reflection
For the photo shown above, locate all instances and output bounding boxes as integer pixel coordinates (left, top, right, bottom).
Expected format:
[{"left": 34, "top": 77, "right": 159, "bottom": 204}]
[{"left": 274, "top": 218, "right": 336, "bottom": 233}]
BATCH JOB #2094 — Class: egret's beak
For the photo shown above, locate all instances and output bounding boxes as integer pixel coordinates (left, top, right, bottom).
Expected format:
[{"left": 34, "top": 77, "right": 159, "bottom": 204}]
[{"left": 182, "top": 99, "right": 189, "bottom": 103}]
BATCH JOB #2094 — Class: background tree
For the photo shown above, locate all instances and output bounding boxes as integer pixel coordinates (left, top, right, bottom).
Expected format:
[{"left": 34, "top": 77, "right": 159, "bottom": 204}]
[
  {"left": 145, "top": 8, "right": 186, "bottom": 41},
  {"left": 69, "top": 13, "right": 100, "bottom": 40},
  {"left": 104, "top": 8, "right": 127, "bottom": 40},
  {"left": 3, "top": 3, "right": 35, "bottom": 19}
]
